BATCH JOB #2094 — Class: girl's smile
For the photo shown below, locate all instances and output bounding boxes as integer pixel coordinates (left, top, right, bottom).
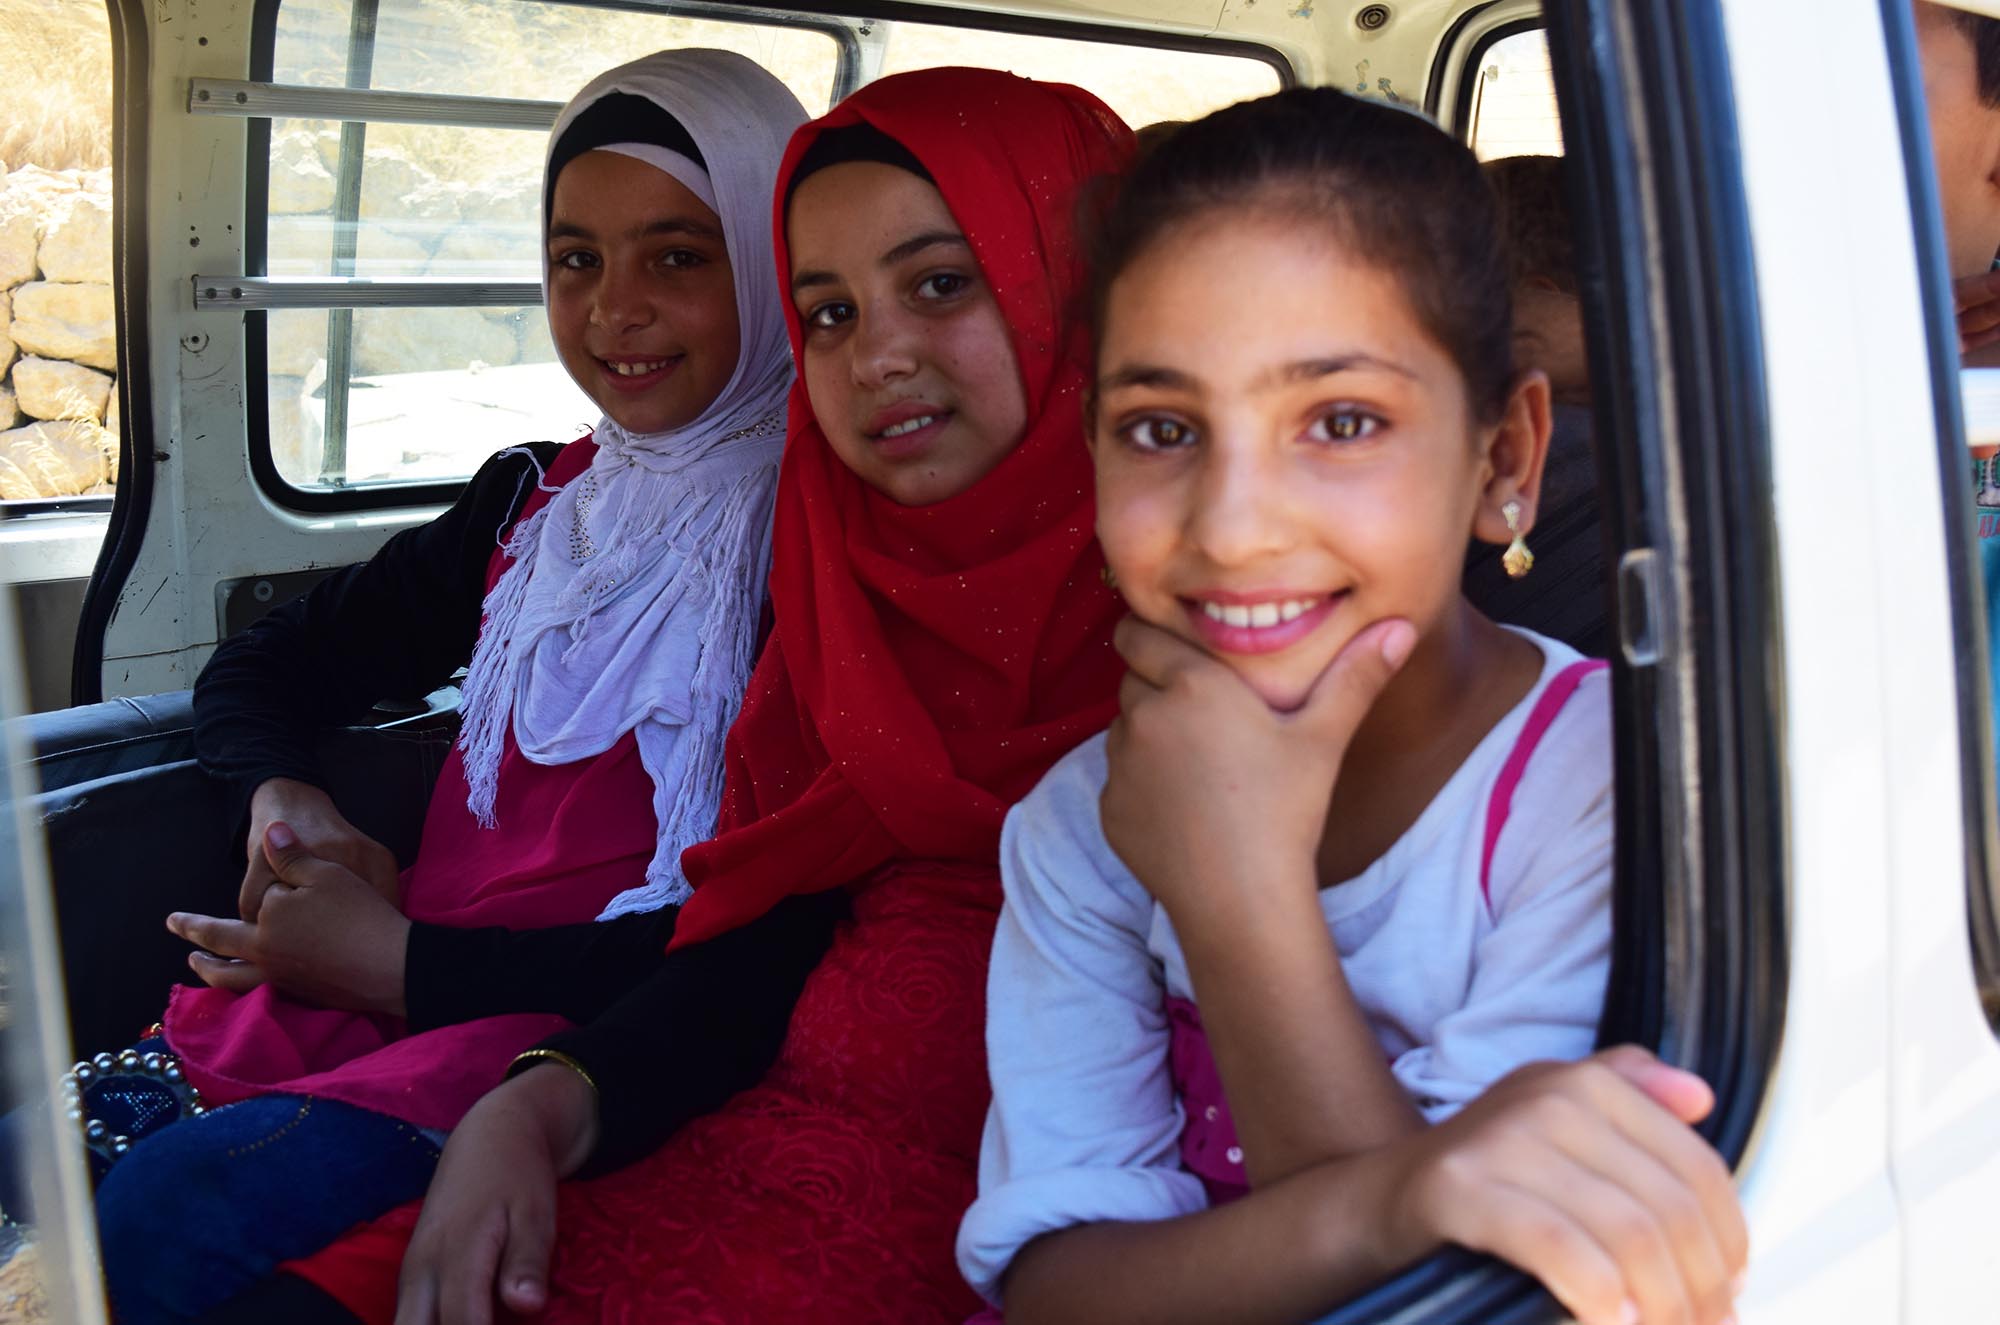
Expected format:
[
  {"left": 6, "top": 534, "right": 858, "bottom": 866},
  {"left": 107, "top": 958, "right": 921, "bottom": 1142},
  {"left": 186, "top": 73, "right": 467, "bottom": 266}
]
[
  {"left": 1092, "top": 212, "right": 1549, "bottom": 711},
  {"left": 1181, "top": 589, "right": 1346, "bottom": 655},
  {"left": 864, "top": 398, "right": 955, "bottom": 457},
  {"left": 786, "top": 160, "right": 1028, "bottom": 506},
  {"left": 593, "top": 353, "right": 685, "bottom": 394}
]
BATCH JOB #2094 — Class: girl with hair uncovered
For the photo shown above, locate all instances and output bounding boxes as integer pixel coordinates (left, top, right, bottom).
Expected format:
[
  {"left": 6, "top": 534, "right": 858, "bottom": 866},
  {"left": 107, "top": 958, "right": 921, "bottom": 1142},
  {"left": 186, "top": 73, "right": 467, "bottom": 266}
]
[{"left": 960, "top": 87, "right": 1748, "bottom": 1325}]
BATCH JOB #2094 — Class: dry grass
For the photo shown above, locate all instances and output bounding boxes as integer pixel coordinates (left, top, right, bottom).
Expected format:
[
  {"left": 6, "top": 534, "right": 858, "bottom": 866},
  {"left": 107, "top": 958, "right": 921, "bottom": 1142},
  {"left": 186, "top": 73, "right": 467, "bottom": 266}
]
[{"left": 0, "top": 0, "right": 112, "bottom": 174}]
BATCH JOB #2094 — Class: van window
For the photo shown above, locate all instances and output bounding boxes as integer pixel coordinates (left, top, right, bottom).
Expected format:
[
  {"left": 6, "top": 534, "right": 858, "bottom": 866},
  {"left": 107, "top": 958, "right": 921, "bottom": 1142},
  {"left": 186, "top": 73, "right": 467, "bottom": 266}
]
[
  {"left": 255, "top": 0, "right": 844, "bottom": 499},
  {"left": 273, "top": 0, "right": 842, "bottom": 104},
  {"left": 1466, "top": 27, "right": 1564, "bottom": 161},
  {"left": 871, "top": 22, "right": 1282, "bottom": 129},
  {"left": 252, "top": 3, "right": 1284, "bottom": 503}
]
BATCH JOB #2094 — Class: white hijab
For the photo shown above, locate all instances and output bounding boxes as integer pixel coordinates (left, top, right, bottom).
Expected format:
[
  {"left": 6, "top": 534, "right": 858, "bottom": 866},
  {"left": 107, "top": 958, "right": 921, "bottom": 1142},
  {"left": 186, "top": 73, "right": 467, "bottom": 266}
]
[{"left": 456, "top": 50, "right": 807, "bottom": 919}]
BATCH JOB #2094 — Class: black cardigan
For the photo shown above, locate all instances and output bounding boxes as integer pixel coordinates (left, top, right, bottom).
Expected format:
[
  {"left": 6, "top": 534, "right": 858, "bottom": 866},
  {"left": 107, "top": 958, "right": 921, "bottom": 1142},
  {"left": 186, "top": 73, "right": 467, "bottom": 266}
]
[{"left": 190, "top": 443, "right": 837, "bottom": 1170}]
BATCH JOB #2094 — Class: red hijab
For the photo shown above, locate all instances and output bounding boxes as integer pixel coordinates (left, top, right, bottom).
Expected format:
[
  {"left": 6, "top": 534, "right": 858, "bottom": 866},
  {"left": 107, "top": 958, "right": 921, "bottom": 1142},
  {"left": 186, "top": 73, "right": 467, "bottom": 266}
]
[{"left": 669, "top": 69, "right": 1134, "bottom": 947}]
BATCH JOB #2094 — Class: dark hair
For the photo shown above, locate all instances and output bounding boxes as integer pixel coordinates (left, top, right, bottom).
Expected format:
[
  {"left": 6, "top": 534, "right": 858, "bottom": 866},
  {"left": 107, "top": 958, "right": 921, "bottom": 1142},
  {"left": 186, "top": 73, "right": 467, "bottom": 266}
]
[
  {"left": 1484, "top": 154, "right": 1578, "bottom": 297},
  {"left": 1087, "top": 86, "right": 1515, "bottom": 423},
  {"left": 785, "top": 123, "right": 935, "bottom": 209},
  {"left": 546, "top": 93, "right": 706, "bottom": 219},
  {"left": 1130, "top": 119, "right": 1187, "bottom": 157},
  {"left": 1949, "top": 9, "right": 2000, "bottom": 107}
]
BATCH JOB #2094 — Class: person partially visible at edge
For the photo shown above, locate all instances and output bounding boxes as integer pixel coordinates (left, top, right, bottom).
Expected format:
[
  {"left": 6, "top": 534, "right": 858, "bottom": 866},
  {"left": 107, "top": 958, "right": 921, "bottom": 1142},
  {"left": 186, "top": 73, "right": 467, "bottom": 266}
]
[
  {"left": 9, "top": 50, "right": 820, "bottom": 1325},
  {"left": 959, "top": 87, "right": 1745, "bottom": 1325},
  {"left": 1916, "top": 2, "right": 2000, "bottom": 774},
  {"left": 230, "top": 68, "right": 1134, "bottom": 1325},
  {"left": 1919, "top": 1, "right": 2000, "bottom": 332},
  {"left": 1485, "top": 154, "right": 1588, "bottom": 408}
]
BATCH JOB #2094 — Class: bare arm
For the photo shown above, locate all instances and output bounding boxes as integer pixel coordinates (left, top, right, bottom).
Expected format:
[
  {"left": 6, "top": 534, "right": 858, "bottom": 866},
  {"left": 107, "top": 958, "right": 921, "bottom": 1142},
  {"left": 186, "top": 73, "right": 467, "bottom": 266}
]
[
  {"left": 1003, "top": 1050, "right": 1748, "bottom": 1325},
  {"left": 1005, "top": 1142, "right": 1414, "bottom": 1325},
  {"left": 395, "top": 1063, "right": 598, "bottom": 1325}
]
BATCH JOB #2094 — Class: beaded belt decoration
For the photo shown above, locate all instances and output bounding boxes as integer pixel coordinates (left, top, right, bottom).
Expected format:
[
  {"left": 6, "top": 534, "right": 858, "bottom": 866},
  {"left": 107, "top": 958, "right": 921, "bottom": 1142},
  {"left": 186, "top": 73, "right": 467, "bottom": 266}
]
[{"left": 59, "top": 1037, "right": 206, "bottom": 1171}]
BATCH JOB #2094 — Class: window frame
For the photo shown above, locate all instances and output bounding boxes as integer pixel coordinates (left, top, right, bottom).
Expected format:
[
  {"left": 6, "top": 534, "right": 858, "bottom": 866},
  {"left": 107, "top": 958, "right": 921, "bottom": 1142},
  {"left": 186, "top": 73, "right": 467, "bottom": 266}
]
[
  {"left": 1549, "top": 0, "right": 1786, "bottom": 1197},
  {"left": 1427, "top": 0, "right": 1540, "bottom": 122},
  {"left": 1443, "top": 12, "right": 1558, "bottom": 156},
  {"left": 238, "top": 0, "right": 1294, "bottom": 515},
  {"left": 0, "top": 497, "right": 117, "bottom": 519},
  {"left": 73, "top": 0, "right": 161, "bottom": 707}
]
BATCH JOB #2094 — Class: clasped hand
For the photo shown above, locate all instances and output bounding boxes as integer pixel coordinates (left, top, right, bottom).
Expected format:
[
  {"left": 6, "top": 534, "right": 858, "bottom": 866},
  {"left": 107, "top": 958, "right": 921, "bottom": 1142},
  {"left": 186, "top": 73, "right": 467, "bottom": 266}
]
[{"left": 166, "top": 815, "right": 411, "bottom": 1017}]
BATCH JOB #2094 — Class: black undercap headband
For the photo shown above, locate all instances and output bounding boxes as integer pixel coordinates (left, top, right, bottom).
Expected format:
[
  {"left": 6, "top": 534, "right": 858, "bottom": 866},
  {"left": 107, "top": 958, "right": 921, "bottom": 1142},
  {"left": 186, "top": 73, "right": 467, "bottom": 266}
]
[
  {"left": 545, "top": 92, "right": 708, "bottom": 219},
  {"left": 783, "top": 122, "right": 935, "bottom": 209}
]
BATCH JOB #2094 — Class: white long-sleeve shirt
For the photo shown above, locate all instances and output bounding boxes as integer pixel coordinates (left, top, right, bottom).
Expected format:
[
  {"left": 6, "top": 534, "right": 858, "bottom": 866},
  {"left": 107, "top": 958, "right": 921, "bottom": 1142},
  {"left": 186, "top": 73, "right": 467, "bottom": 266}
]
[{"left": 957, "top": 632, "right": 1612, "bottom": 1305}]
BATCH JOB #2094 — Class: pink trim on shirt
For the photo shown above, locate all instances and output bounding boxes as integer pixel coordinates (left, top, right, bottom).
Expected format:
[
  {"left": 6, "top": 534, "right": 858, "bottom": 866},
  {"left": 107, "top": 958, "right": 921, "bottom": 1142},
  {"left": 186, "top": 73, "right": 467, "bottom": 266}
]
[{"left": 1479, "top": 660, "right": 1608, "bottom": 911}]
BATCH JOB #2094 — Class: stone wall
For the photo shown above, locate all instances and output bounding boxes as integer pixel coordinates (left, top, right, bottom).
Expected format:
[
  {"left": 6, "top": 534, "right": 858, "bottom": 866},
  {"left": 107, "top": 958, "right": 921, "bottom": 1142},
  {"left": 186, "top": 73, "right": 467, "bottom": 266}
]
[{"left": 0, "top": 165, "right": 116, "bottom": 501}]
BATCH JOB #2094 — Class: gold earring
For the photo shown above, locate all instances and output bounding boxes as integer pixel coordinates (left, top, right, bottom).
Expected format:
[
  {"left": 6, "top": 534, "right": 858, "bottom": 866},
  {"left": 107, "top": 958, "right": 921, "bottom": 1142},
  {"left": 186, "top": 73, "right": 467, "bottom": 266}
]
[
  {"left": 1099, "top": 563, "right": 1118, "bottom": 590},
  {"left": 1501, "top": 499, "right": 1534, "bottom": 579}
]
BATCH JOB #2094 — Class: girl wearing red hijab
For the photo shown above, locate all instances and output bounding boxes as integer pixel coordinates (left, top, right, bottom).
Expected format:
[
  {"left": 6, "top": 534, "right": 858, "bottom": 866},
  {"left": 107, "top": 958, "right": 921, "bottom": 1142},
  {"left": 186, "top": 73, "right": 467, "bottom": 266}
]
[{"left": 258, "top": 69, "right": 1135, "bottom": 1325}]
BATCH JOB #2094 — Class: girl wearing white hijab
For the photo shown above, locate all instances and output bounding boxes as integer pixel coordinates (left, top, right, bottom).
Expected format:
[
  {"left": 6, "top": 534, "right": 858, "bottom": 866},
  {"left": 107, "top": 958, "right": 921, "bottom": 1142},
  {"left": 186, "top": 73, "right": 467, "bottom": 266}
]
[
  {"left": 87, "top": 50, "right": 816, "bottom": 1325},
  {"left": 459, "top": 47, "right": 804, "bottom": 919}
]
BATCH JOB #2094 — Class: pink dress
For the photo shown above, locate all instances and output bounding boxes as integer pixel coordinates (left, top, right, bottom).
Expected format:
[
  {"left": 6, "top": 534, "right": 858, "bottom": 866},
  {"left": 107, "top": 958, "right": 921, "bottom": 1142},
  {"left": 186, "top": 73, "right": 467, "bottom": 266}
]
[{"left": 162, "top": 438, "right": 663, "bottom": 1132}]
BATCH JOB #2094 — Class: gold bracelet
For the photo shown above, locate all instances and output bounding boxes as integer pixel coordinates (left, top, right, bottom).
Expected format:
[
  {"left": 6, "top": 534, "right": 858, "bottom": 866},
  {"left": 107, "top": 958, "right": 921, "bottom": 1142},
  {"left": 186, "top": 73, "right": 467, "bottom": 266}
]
[{"left": 509, "top": 1048, "right": 600, "bottom": 1102}]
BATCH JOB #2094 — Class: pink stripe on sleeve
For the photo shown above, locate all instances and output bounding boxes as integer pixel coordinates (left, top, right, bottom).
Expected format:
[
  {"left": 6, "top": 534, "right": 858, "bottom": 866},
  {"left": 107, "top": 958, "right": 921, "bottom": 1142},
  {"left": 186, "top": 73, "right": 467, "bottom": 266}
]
[{"left": 1479, "top": 659, "right": 1609, "bottom": 910}]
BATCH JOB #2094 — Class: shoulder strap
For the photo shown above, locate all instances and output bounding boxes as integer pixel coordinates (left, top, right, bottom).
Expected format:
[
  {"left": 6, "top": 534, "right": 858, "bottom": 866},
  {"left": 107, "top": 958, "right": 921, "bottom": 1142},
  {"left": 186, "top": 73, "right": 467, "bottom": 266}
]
[{"left": 1479, "top": 659, "right": 1610, "bottom": 909}]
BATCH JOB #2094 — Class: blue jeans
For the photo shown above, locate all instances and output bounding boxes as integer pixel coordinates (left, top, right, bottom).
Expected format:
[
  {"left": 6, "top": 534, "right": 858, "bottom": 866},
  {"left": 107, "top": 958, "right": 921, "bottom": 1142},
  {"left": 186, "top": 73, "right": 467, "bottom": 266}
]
[{"left": 96, "top": 1092, "right": 441, "bottom": 1325}]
